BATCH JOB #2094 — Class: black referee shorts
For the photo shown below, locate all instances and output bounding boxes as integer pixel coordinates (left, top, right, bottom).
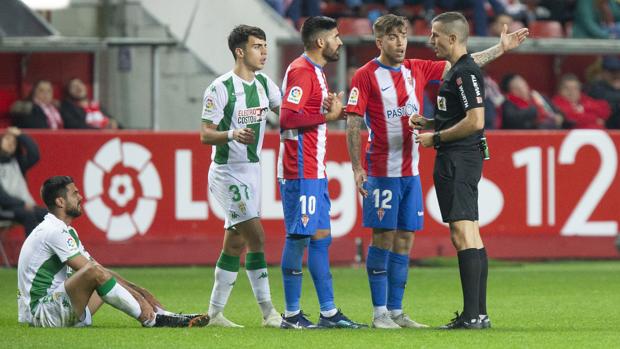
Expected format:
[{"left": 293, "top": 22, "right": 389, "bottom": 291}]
[{"left": 433, "top": 149, "right": 483, "bottom": 223}]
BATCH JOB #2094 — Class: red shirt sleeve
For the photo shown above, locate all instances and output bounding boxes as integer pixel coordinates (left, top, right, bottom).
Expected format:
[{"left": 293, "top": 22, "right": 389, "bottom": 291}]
[
  {"left": 411, "top": 59, "right": 446, "bottom": 83},
  {"left": 281, "top": 67, "right": 313, "bottom": 113},
  {"left": 582, "top": 95, "right": 611, "bottom": 120},
  {"left": 552, "top": 95, "right": 598, "bottom": 127},
  {"left": 345, "top": 68, "right": 370, "bottom": 117}
]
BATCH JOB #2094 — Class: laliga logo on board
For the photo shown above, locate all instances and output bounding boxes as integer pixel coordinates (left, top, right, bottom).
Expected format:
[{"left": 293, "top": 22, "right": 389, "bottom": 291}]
[{"left": 83, "top": 138, "right": 162, "bottom": 241}]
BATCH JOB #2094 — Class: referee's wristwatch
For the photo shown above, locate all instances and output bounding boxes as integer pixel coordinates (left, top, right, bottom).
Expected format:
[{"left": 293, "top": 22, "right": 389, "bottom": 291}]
[{"left": 433, "top": 131, "right": 441, "bottom": 149}]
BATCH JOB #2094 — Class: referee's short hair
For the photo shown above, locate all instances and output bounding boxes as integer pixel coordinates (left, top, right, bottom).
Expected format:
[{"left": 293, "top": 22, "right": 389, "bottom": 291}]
[
  {"left": 373, "top": 14, "right": 408, "bottom": 38},
  {"left": 301, "top": 16, "right": 338, "bottom": 50},
  {"left": 432, "top": 11, "right": 469, "bottom": 43},
  {"left": 228, "top": 25, "right": 266, "bottom": 60}
]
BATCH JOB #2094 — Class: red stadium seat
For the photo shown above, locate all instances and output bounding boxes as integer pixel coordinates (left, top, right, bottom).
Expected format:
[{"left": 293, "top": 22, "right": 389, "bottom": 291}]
[
  {"left": 412, "top": 19, "right": 431, "bottom": 36},
  {"left": 321, "top": 2, "right": 347, "bottom": 17},
  {"left": 564, "top": 21, "right": 573, "bottom": 37},
  {"left": 0, "top": 88, "right": 18, "bottom": 128},
  {"left": 508, "top": 20, "right": 525, "bottom": 32},
  {"left": 337, "top": 17, "right": 373, "bottom": 36},
  {"left": 528, "top": 20, "right": 563, "bottom": 38}
]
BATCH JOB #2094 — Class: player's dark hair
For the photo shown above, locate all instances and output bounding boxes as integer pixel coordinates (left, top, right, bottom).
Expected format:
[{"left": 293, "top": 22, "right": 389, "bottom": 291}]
[
  {"left": 41, "top": 176, "right": 74, "bottom": 209},
  {"left": 373, "top": 14, "right": 408, "bottom": 38},
  {"left": 500, "top": 73, "right": 518, "bottom": 93},
  {"left": 432, "top": 11, "right": 469, "bottom": 43},
  {"left": 301, "top": 16, "right": 338, "bottom": 50},
  {"left": 228, "top": 25, "right": 266, "bottom": 60}
]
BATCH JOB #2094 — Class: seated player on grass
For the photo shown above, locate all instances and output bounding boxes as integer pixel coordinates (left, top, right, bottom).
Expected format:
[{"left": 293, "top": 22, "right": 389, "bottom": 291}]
[{"left": 17, "top": 176, "right": 209, "bottom": 328}]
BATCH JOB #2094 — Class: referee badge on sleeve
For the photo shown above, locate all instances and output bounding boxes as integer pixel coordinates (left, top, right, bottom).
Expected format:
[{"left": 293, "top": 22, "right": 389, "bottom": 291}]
[{"left": 437, "top": 96, "right": 447, "bottom": 111}]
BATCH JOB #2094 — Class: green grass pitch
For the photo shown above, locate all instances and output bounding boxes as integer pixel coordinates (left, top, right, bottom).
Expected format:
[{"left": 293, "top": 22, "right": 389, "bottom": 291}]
[{"left": 1, "top": 261, "right": 619, "bottom": 348}]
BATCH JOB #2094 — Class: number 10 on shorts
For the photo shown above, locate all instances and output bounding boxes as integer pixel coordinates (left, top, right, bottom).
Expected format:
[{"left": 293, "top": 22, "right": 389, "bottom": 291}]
[{"left": 299, "top": 195, "right": 316, "bottom": 215}]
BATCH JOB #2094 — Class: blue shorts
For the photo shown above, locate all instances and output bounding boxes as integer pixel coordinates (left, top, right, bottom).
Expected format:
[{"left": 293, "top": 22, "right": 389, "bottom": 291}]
[
  {"left": 362, "top": 175, "right": 424, "bottom": 231},
  {"left": 279, "top": 178, "right": 331, "bottom": 236}
]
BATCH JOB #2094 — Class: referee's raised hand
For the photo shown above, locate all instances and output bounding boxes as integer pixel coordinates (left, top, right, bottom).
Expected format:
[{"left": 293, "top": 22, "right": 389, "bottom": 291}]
[{"left": 500, "top": 24, "right": 529, "bottom": 53}]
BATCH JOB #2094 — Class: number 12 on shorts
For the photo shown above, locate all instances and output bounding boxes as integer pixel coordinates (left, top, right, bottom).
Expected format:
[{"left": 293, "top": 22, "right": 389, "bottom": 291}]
[
  {"left": 299, "top": 195, "right": 316, "bottom": 215},
  {"left": 373, "top": 189, "right": 392, "bottom": 209}
]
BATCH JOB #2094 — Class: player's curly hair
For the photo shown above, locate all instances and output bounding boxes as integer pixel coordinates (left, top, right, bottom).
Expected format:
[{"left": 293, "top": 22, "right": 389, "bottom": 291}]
[
  {"left": 228, "top": 25, "right": 266, "bottom": 60},
  {"left": 373, "top": 14, "right": 408, "bottom": 38}
]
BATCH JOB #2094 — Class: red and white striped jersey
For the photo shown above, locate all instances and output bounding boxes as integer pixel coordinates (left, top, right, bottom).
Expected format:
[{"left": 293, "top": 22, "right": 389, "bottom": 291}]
[
  {"left": 277, "top": 54, "right": 329, "bottom": 179},
  {"left": 346, "top": 58, "right": 446, "bottom": 177}
]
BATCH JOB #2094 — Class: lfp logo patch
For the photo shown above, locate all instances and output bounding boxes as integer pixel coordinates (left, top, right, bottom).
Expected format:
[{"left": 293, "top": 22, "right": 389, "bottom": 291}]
[
  {"left": 347, "top": 87, "right": 359, "bottom": 106},
  {"left": 287, "top": 86, "right": 303, "bottom": 104},
  {"left": 204, "top": 97, "right": 216, "bottom": 113},
  {"left": 66, "top": 237, "right": 76, "bottom": 249}
]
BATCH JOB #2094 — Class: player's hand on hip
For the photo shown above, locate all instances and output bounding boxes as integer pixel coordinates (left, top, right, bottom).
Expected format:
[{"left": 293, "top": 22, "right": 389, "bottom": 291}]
[
  {"left": 409, "top": 114, "right": 427, "bottom": 129},
  {"left": 500, "top": 24, "right": 529, "bottom": 52},
  {"left": 234, "top": 128, "right": 255, "bottom": 144},
  {"left": 353, "top": 168, "right": 368, "bottom": 197},
  {"left": 415, "top": 132, "right": 434, "bottom": 148}
]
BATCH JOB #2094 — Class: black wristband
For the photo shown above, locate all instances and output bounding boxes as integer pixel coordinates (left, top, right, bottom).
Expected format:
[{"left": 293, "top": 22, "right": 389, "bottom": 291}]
[{"left": 433, "top": 131, "right": 441, "bottom": 149}]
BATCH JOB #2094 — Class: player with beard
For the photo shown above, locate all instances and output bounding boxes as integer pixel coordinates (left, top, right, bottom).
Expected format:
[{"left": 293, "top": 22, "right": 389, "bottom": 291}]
[
  {"left": 346, "top": 14, "right": 528, "bottom": 329},
  {"left": 17, "top": 176, "right": 209, "bottom": 328},
  {"left": 278, "top": 16, "right": 365, "bottom": 329}
]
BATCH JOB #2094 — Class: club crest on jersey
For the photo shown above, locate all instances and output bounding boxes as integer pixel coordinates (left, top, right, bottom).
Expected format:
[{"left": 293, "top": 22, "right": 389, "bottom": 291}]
[
  {"left": 287, "top": 86, "right": 303, "bottom": 104},
  {"left": 377, "top": 208, "right": 385, "bottom": 221},
  {"left": 301, "top": 214, "right": 309, "bottom": 227},
  {"left": 437, "top": 96, "right": 447, "bottom": 111},
  {"left": 348, "top": 87, "right": 359, "bottom": 106},
  {"left": 238, "top": 202, "right": 247, "bottom": 215}
]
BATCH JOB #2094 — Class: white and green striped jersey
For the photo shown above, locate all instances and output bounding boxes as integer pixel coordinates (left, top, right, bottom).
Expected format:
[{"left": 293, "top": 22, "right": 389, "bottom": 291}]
[
  {"left": 17, "top": 213, "right": 91, "bottom": 323},
  {"left": 202, "top": 71, "right": 281, "bottom": 165}
]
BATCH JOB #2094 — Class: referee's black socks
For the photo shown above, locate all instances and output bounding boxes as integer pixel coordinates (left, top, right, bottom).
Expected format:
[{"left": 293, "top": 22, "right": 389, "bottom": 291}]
[
  {"left": 457, "top": 248, "right": 481, "bottom": 321},
  {"left": 478, "top": 248, "right": 488, "bottom": 316}
]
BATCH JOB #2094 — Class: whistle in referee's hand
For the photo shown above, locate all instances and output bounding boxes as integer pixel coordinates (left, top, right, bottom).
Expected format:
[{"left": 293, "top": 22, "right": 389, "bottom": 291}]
[{"left": 480, "top": 137, "right": 490, "bottom": 160}]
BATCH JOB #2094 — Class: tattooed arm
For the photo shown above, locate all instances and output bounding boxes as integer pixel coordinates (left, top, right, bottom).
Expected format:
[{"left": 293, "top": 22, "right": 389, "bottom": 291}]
[
  {"left": 441, "top": 24, "right": 530, "bottom": 78},
  {"left": 472, "top": 24, "right": 529, "bottom": 67},
  {"left": 346, "top": 114, "right": 368, "bottom": 197}
]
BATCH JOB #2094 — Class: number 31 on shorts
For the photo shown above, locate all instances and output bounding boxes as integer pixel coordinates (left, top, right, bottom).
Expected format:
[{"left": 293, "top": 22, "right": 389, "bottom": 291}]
[{"left": 229, "top": 184, "right": 250, "bottom": 202}]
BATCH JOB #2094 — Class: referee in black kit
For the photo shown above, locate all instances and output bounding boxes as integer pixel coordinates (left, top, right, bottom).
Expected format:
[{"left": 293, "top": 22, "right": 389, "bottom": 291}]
[{"left": 411, "top": 12, "right": 527, "bottom": 329}]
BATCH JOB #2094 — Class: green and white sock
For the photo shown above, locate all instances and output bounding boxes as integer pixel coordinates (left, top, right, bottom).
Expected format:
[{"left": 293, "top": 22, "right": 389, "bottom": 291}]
[
  {"left": 245, "top": 252, "right": 274, "bottom": 318},
  {"left": 96, "top": 277, "right": 141, "bottom": 319},
  {"left": 208, "top": 252, "right": 239, "bottom": 317}
]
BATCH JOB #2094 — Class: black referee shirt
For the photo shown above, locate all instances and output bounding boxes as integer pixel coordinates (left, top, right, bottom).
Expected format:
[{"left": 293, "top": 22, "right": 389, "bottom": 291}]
[{"left": 434, "top": 54, "right": 485, "bottom": 150}]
